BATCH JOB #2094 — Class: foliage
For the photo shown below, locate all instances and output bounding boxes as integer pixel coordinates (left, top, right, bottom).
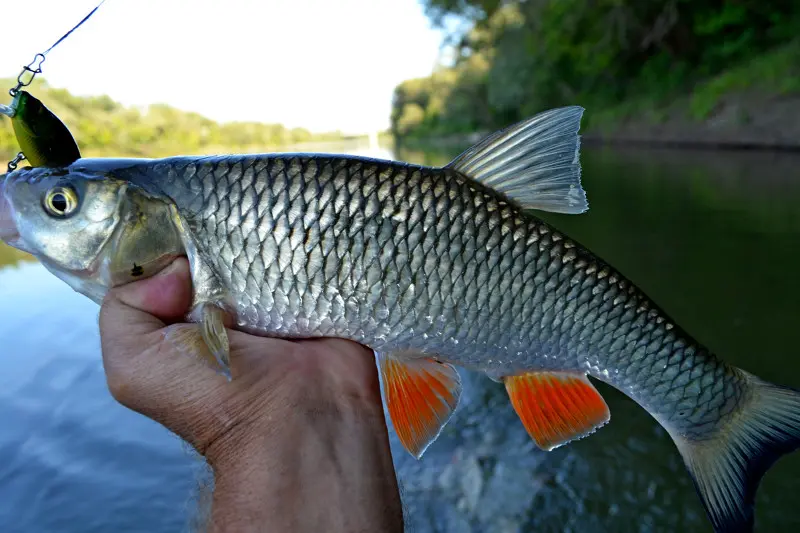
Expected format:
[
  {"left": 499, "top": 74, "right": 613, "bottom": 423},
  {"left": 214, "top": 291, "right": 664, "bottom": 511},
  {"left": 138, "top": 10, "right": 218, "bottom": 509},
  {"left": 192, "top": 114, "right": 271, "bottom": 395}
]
[
  {"left": 393, "top": 0, "right": 800, "bottom": 139},
  {"left": 688, "top": 39, "right": 800, "bottom": 119},
  {"left": 0, "top": 243, "right": 29, "bottom": 266},
  {"left": 0, "top": 78, "right": 346, "bottom": 160}
]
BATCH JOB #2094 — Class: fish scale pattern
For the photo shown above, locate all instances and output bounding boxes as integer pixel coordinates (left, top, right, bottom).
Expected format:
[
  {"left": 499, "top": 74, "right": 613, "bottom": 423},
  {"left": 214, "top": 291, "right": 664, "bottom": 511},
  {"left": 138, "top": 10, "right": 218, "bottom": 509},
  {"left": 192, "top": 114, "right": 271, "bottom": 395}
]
[{"left": 134, "top": 154, "right": 745, "bottom": 439}]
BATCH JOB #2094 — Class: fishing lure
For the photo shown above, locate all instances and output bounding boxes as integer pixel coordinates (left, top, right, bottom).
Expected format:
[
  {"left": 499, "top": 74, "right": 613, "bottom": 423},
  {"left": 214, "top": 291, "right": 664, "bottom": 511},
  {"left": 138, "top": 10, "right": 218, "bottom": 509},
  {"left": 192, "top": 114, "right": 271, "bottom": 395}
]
[
  {"left": 1, "top": 90, "right": 81, "bottom": 168},
  {"left": 0, "top": 1, "right": 106, "bottom": 170}
]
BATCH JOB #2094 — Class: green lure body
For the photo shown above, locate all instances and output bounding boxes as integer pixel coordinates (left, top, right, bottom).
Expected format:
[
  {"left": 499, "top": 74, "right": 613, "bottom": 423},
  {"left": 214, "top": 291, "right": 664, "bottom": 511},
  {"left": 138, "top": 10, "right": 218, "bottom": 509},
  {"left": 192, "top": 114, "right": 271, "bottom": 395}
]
[{"left": 9, "top": 91, "right": 81, "bottom": 168}]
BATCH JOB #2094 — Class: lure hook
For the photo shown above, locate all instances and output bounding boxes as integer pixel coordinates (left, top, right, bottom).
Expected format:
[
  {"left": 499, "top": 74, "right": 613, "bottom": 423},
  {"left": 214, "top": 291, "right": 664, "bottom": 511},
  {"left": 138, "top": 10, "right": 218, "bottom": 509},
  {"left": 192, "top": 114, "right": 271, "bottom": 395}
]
[{"left": 7, "top": 152, "right": 26, "bottom": 172}]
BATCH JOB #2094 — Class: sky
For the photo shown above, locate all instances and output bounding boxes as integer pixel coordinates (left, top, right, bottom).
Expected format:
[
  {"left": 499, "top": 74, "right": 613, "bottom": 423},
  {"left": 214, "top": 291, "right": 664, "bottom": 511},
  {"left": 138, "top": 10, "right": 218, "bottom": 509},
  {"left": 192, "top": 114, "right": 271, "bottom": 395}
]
[{"left": 0, "top": 0, "right": 447, "bottom": 134}]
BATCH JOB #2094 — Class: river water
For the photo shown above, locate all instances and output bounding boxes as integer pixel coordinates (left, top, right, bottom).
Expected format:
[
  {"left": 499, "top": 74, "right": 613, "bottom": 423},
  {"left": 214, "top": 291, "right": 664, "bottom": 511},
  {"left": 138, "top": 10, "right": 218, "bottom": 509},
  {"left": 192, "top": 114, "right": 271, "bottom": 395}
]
[{"left": 2, "top": 145, "right": 799, "bottom": 532}]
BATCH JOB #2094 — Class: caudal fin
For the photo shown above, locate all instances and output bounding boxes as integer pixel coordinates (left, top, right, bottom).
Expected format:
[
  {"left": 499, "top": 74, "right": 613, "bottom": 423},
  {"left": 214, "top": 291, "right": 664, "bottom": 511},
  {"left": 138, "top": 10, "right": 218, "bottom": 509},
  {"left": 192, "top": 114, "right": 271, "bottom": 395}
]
[{"left": 670, "top": 373, "right": 800, "bottom": 532}]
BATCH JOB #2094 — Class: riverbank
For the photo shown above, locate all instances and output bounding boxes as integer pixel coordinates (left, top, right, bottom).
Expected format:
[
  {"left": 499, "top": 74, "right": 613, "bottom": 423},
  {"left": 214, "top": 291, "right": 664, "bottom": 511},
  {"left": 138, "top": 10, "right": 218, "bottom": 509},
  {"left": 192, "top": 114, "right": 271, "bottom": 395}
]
[
  {"left": 581, "top": 95, "right": 799, "bottom": 151},
  {"left": 584, "top": 40, "right": 799, "bottom": 151},
  {"left": 396, "top": 40, "right": 800, "bottom": 152}
]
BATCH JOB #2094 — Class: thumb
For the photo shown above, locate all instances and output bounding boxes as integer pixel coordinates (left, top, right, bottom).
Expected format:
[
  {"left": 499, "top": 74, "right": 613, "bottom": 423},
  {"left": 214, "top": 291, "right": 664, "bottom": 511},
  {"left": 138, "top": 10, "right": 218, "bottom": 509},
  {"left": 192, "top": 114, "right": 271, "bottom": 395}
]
[
  {"left": 99, "top": 258, "right": 194, "bottom": 361},
  {"left": 105, "top": 257, "right": 194, "bottom": 329}
]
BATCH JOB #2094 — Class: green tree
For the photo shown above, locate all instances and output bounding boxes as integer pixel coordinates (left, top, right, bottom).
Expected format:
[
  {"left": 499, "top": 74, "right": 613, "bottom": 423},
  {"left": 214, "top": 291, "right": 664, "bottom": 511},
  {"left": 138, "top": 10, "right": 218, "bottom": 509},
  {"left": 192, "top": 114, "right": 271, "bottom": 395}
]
[
  {"left": 0, "top": 78, "right": 348, "bottom": 161},
  {"left": 392, "top": 0, "right": 800, "bottom": 140}
]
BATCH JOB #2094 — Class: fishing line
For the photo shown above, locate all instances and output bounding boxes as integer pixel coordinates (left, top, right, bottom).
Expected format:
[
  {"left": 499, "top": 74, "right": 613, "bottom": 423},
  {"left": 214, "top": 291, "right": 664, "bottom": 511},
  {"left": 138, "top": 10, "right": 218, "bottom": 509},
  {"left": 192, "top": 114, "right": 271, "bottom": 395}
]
[
  {"left": 2, "top": 0, "right": 108, "bottom": 170},
  {"left": 8, "top": 0, "right": 108, "bottom": 98}
]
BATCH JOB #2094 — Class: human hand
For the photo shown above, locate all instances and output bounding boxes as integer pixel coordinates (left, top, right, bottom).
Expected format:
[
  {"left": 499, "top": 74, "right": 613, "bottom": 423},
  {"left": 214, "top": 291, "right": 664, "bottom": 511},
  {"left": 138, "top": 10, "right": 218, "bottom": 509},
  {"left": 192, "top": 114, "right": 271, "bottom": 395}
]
[{"left": 98, "top": 258, "right": 403, "bottom": 532}]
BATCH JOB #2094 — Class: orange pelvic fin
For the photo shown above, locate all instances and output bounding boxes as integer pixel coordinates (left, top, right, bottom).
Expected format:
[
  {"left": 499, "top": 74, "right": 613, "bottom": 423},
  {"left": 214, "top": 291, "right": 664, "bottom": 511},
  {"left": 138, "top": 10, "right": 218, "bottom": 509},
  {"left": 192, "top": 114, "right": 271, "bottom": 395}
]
[
  {"left": 504, "top": 371, "right": 610, "bottom": 451},
  {"left": 377, "top": 352, "right": 461, "bottom": 459}
]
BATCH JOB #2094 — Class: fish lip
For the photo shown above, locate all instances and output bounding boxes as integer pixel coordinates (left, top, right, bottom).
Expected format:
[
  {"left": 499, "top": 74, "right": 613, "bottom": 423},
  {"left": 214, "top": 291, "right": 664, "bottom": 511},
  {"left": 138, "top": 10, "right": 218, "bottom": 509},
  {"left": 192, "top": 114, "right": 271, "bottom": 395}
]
[{"left": 0, "top": 176, "right": 20, "bottom": 243}]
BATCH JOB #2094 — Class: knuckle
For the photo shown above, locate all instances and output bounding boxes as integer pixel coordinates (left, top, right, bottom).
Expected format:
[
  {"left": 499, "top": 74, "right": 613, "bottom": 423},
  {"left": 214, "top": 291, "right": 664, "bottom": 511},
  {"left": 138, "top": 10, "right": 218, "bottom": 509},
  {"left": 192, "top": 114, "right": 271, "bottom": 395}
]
[
  {"left": 100, "top": 334, "right": 161, "bottom": 409},
  {"left": 97, "top": 294, "right": 120, "bottom": 329},
  {"left": 104, "top": 370, "right": 138, "bottom": 409}
]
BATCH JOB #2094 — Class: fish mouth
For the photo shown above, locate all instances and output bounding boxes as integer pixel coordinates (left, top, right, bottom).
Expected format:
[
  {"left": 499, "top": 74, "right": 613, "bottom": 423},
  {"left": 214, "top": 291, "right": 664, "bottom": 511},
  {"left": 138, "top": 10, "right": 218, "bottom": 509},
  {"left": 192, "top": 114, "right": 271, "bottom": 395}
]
[{"left": 0, "top": 176, "right": 20, "bottom": 244}]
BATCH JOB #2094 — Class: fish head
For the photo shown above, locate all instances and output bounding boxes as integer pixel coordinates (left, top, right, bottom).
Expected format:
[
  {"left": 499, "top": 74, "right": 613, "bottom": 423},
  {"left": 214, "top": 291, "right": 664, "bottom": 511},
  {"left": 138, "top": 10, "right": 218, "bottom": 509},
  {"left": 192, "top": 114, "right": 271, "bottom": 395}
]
[
  {"left": 0, "top": 166, "right": 121, "bottom": 268},
  {"left": 0, "top": 164, "right": 185, "bottom": 304}
]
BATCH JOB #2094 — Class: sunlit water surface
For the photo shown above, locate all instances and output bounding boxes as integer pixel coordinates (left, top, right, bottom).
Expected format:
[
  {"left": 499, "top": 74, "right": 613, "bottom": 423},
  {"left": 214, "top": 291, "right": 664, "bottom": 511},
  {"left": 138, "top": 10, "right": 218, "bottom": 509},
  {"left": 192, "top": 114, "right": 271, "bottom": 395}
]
[{"left": 2, "top": 145, "right": 800, "bottom": 532}]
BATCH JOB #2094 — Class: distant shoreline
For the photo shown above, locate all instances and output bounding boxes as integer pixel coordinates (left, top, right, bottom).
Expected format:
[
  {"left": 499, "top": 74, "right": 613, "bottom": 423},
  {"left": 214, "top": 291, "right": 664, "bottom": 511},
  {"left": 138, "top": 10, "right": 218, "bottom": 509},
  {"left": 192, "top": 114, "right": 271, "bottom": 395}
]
[
  {"left": 394, "top": 132, "right": 800, "bottom": 154},
  {"left": 395, "top": 97, "right": 800, "bottom": 153},
  {"left": 582, "top": 92, "right": 800, "bottom": 152},
  {"left": 580, "top": 133, "right": 800, "bottom": 153}
]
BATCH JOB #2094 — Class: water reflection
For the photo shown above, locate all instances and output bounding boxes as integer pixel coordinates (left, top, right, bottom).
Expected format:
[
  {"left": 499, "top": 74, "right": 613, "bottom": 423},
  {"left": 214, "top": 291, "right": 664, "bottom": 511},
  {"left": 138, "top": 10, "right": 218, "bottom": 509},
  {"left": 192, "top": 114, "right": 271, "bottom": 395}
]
[
  {"left": 391, "top": 145, "right": 800, "bottom": 532},
  {"left": 0, "top": 262, "right": 204, "bottom": 532},
  {"left": 2, "top": 145, "right": 800, "bottom": 532}
]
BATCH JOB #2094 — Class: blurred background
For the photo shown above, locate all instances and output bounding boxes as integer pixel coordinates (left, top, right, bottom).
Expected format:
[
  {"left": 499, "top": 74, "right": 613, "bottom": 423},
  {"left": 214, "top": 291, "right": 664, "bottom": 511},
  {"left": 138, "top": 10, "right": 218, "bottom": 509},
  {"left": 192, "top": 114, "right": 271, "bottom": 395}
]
[{"left": 1, "top": 1, "right": 799, "bottom": 532}]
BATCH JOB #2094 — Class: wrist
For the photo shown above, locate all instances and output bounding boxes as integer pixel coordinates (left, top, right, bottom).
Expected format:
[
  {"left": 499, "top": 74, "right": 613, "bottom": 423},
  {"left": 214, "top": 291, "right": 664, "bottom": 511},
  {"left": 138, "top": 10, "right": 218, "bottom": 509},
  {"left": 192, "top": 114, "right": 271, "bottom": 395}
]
[
  {"left": 204, "top": 384, "right": 402, "bottom": 533},
  {"left": 202, "top": 358, "right": 387, "bottom": 470}
]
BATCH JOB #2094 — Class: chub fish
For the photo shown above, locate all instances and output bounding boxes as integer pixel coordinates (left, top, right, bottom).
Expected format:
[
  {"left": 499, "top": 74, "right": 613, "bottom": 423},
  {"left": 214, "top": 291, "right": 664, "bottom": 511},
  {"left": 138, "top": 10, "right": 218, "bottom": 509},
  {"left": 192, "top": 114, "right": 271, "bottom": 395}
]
[{"left": 1, "top": 106, "right": 798, "bottom": 532}]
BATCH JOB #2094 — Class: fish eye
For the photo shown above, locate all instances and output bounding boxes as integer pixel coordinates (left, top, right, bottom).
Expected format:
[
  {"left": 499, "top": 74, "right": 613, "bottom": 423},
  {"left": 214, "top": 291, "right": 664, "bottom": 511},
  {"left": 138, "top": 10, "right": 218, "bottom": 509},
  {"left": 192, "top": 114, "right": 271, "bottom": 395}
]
[{"left": 43, "top": 186, "right": 79, "bottom": 217}]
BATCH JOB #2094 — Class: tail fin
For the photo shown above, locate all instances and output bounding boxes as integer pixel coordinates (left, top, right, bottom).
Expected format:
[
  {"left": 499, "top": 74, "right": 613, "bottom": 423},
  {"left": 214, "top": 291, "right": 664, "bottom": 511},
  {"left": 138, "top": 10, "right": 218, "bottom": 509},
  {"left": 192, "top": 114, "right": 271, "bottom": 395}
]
[
  {"left": 671, "top": 374, "right": 800, "bottom": 532},
  {"left": 445, "top": 106, "right": 588, "bottom": 215}
]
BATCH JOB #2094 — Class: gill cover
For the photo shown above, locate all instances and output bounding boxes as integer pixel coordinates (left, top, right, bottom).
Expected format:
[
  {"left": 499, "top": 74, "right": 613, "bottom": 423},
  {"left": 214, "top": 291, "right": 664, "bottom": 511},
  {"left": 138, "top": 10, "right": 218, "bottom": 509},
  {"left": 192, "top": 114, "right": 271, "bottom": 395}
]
[{"left": 100, "top": 181, "right": 186, "bottom": 288}]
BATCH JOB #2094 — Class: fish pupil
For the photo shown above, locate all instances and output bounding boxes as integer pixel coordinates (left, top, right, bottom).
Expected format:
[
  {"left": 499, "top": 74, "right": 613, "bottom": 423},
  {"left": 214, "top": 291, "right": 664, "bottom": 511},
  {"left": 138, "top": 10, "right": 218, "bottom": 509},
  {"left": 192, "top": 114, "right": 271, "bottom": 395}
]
[{"left": 51, "top": 193, "right": 67, "bottom": 213}]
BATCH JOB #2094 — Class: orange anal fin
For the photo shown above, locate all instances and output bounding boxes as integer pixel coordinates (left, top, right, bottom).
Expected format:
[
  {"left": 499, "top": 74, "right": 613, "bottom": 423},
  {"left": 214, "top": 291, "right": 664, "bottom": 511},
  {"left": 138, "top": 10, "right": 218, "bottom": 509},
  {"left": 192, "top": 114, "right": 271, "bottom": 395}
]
[
  {"left": 377, "top": 352, "right": 461, "bottom": 459},
  {"left": 504, "top": 371, "right": 610, "bottom": 451}
]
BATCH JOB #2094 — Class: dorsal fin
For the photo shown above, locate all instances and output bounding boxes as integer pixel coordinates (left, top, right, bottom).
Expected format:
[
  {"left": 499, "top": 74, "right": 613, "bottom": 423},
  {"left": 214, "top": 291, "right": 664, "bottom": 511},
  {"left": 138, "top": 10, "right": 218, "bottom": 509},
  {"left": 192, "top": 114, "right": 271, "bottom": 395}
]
[{"left": 445, "top": 106, "right": 587, "bottom": 214}]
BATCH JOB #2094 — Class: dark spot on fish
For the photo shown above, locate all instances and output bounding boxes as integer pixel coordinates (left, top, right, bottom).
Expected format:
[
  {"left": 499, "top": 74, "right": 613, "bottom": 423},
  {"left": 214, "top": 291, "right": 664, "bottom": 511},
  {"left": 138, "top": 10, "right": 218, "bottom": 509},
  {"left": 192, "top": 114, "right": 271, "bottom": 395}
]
[{"left": 131, "top": 263, "right": 144, "bottom": 277}]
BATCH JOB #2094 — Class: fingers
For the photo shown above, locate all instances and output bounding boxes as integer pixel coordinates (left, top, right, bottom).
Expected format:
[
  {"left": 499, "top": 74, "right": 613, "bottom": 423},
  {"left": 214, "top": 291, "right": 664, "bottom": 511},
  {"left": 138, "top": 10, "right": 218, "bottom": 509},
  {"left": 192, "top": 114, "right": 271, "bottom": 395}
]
[
  {"left": 226, "top": 332, "right": 380, "bottom": 405},
  {"left": 99, "top": 258, "right": 229, "bottom": 447},
  {"left": 98, "top": 258, "right": 194, "bottom": 372}
]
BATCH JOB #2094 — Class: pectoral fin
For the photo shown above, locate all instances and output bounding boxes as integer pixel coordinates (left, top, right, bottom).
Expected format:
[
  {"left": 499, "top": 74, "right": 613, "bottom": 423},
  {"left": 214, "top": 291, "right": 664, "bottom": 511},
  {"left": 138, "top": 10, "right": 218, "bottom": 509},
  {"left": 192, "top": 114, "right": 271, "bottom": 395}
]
[
  {"left": 197, "top": 303, "right": 231, "bottom": 377},
  {"left": 504, "top": 371, "right": 610, "bottom": 451},
  {"left": 377, "top": 352, "right": 462, "bottom": 459},
  {"left": 164, "top": 324, "right": 226, "bottom": 372}
]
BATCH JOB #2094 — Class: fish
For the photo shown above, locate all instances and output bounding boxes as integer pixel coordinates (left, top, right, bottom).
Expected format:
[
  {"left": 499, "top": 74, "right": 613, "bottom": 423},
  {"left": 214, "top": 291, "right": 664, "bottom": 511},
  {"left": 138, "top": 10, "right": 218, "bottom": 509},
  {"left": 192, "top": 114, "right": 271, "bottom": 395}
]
[
  {"left": 1, "top": 90, "right": 82, "bottom": 168},
  {"left": 1, "top": 106, "right": 798, "bottom": 532}
]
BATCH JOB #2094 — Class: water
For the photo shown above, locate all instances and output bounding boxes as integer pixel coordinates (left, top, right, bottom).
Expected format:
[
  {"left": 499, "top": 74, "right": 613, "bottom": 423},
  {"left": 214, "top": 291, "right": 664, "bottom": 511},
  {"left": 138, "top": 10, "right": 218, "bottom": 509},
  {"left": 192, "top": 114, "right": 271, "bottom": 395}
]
[{"left": 2, "top": 145, "right": 800, "bottom": 532}]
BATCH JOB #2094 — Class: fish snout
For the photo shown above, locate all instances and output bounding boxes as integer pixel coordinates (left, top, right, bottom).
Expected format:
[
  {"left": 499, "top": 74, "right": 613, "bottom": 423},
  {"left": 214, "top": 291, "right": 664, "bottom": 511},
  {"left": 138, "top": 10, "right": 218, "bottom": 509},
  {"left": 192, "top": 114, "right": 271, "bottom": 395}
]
[{"left": 0, "top": 177, "right": 19, "bottom": 243}]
